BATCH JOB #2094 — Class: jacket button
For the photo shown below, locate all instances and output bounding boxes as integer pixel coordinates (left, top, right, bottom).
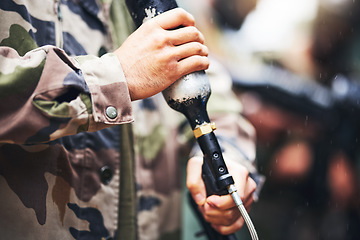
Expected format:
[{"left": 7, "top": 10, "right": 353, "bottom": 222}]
[
  {"left": 106, "top": 106, "right": 117, "bottom": 119},
  {"left": 100, "top": 166, "right": 113, "bottom": 185}
]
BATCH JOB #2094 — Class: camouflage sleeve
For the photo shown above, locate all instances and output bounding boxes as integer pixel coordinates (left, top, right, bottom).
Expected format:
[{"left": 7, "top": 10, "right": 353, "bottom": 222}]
[{"left": 0, "top": 45, "right": 133, "bottom": 144}]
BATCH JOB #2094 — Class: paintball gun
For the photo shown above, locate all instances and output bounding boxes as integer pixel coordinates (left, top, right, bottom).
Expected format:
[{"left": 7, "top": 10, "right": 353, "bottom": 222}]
[{"left": 125, "top": 0, "right": 259, "bottom": 239}]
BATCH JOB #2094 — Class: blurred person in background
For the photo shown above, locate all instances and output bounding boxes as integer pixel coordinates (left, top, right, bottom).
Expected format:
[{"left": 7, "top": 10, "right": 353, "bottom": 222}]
[
  {"left": 180, "top": 0, "right": 360, "bottom": 239},
  {"left": 234, "top": 0, "right": 360, "bottom": 239},
  {"left": 0, "top": 0, "right": 262, "bottom": 239}
]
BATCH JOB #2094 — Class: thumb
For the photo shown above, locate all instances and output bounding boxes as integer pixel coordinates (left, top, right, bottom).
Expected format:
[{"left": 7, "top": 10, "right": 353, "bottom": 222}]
[{"left": 186, "top": 156, "right": 207, "bottom": 205}]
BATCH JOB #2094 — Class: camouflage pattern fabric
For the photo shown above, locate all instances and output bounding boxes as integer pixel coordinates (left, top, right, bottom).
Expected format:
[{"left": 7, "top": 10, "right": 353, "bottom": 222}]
[{"left": 0, "top": 0, "right": 261, "bottom": 239}]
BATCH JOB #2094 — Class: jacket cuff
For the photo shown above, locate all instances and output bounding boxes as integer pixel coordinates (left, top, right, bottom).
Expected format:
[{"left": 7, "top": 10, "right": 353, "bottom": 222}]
[{"left": 75, "top": 53, "right": 133, "bottom": 128}]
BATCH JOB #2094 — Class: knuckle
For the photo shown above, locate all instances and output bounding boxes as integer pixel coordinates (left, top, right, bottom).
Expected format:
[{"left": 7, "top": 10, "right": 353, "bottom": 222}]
[
  {"left": 166, "top": 60, "right": 179, "bottom": 75},
  {"left": 188, "top": 13, "right": 195, "bottom": 23},
  {"left": 237, "top": 191, "right": 245, "bottom": 201},
  {"left": 224, "top": 213, "right": 235, "bottom": 226},
  {"left": 152, "top": 31, "right": 170, "bottom": 48},
  {"left": 194, "top": 43, "right": 204, "bottom": 55},
  {"left": 189, "top": 27, "right": 203, "bottom": 42},
  {"left": 193, "top": 56, "right": 209, "bottom": 71},
  {"left": 205, "top": 59, "right": 210, "bottom": 68},
  {"left": 175, "top": 8, "right": 195, "bottom": 23},
  {"left": 174, "top": 7, "right": 185, "bottom": 15},
  {"left": 152, "top": 35, "right": 164, "bottom": 47},
  {"left": 197, "top": 31, "right": 205, "bottom": 43},
  {"left": 143, "top": 19, "right": 159, "bottom": 32},
  {"left": 199, "top": 61, "right": 210, "bottom": 71},
  {"left": 249, "top": 178, "right": 257, "bottom": 193},
  {"left": 186, "top": 179, "right": 196, "bottom": 190},
  {"left": 198, "top": 44, "right": 208, "bottom": 56},
  {"left": 183, "top": 10, "right": 195, "bottom": 23},
  {"left": 203, "top": 45, "right": 209, "bottom": 55},
  {"left": 210, "top": 200, "right": 223, "bottom": 209},
  {"left": 238, "top": 164, "right": 250, "bottom": 176}
]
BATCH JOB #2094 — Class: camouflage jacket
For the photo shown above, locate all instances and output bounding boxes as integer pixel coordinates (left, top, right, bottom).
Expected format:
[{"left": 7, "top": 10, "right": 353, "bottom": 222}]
[{"left": 0, "top": 0, "right": 261, "bottom": 239}]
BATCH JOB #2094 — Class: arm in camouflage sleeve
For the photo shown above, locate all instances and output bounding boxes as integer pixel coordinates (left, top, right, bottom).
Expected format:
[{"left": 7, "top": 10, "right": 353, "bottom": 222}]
[
  {"left": 0, "top": 45, "right": 133, "bottom": 145},
  {"left": 0, "top": 8, "right": 210, "bottom": 145}
]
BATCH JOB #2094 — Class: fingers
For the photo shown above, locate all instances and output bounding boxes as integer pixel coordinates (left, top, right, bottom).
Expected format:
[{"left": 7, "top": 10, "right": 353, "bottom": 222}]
[
  {"left": 200, "top": 161, "right": 257, "bottom": 235},
  {"left": 203, "top": 195, "right": 253, "bottom": 235},
  {"left": 212, "top": 218, "right": 246, "bottom": 236},
  {"left": 201, "top": 200, "right": 246, "bottom": 235},
  {"left": 228, "top": 162, "right": 257, "bottom": 206},
  {"left": 186, "top": 156, "right": 207, "bottom": 205},
  {"left": 153, "top": 8, "right": 195, "bottom": 29},
  {"left": 172, "top": 42, "right": 208, "bottom": 61},
  {"left": 177, "top": 55, "right": 209, "bottom": 76},
  {"left": 206, "top": 194, "right": 236, "bottom": 210},
  {"left": 205, "top": 163, "right": 255, "bottom": 210},
  {"left": 168, "top": 26, "right": 205, "bottom": 45},
  {"left": 186, "top": 156, "right": 251, "bottom": 236},
  {"left": 174, "top": 42, "right": 209, "bottom": 75},
  {"left": 145, "top": 8, "right": 209, "bottom": 75},
  {"left": 167, "top": 29, "right": 209, "bottom": 75},
  {"left": 243, "top": 178, "right": 256, "bottom": 208},
  {"left": 202, "top": 201, "right": 241, "bottom": 225}
]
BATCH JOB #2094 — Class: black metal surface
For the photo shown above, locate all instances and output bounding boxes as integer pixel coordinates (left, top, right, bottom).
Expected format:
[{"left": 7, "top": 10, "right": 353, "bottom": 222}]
[{"left": 125, "top": 0, "right": 178, "bottom": 27}]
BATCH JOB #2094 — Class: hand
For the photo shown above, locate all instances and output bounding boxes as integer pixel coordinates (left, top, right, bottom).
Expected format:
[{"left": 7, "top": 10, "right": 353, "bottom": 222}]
[
  {"left": 115, "top": 8, "right": 209, "bottom": 101},
  {"left": 186, "top": 156, "right": 257, "bottom": 235}
]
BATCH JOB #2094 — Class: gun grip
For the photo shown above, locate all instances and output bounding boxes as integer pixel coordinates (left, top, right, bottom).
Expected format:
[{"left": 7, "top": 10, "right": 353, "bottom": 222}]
[
  {"left": 188, "top": 192, "right": 237, "bottom": 240},
  {"left": 202, "top": 157, "right": 228, "bottom": 196},
  {"left": 186, "top": 157, "right": 237, "bottom": 240}
]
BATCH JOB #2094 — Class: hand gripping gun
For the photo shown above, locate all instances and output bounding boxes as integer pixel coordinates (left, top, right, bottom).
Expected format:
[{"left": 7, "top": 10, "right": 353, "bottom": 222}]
[{"left": 125, "top": 1, "right": 259, "bottom": 239}]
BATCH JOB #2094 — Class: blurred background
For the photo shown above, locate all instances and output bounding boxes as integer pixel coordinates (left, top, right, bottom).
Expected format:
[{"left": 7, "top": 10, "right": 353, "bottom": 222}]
[{"left": 178, "top": 0, "right": 360, "bottom": 239}]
